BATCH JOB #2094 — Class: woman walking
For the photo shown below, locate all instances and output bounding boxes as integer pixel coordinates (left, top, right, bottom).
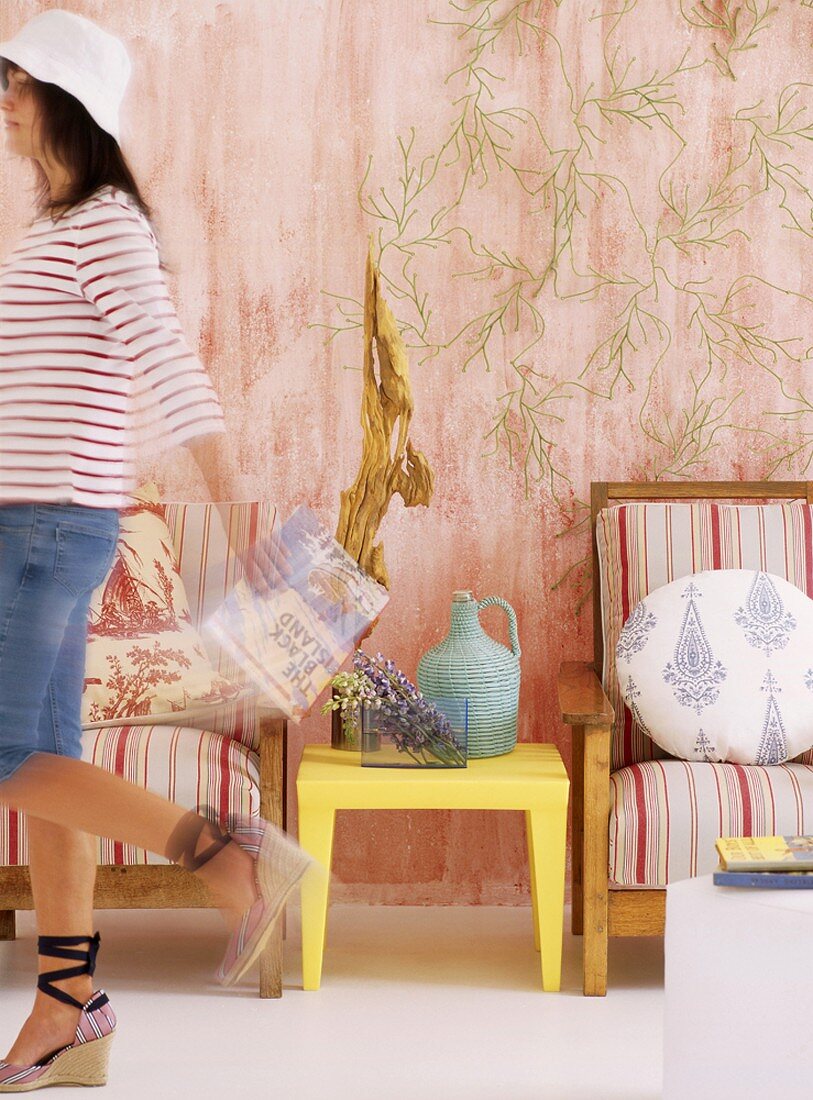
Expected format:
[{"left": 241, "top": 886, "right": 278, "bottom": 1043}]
[{"left": 0, "top": 9, "right": 312, "bottom": 1091}]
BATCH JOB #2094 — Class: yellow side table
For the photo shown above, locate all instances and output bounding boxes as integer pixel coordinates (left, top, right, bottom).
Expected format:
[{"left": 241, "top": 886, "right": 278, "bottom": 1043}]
[{"left": 296, "top": 742, "right": 570, "bottom": 991}]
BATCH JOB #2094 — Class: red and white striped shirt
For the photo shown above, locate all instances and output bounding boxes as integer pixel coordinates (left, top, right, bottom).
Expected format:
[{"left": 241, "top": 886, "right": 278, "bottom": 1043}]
[{"left": 0, "top": 184, "right": 225, "bottom": 508}]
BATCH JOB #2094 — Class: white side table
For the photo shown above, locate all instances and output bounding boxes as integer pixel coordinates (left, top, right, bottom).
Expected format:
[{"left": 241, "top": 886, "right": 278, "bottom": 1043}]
[{"left": 664, "top": 874, "right": 813, "bottom": 1100}]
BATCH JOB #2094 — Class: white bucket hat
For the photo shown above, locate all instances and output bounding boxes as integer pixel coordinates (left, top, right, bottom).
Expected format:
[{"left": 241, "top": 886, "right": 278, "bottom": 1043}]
[{"left": 0, "top": 9, "right": 130, "bottom": 142}]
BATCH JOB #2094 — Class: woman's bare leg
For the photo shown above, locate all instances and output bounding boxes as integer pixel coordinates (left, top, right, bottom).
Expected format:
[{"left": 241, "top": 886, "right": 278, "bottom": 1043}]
[
  {"left": 4, "top": 820, "right": 96, "bottom": 1065},
  {"left": 0, "top": 753, "right": 259, "bottom": 1065},
  {"left": 2, "top": 754, "right": 207, "bottom": 854},
  {"left": 0, "top": 752, "right": 258, "bottom": 917}
]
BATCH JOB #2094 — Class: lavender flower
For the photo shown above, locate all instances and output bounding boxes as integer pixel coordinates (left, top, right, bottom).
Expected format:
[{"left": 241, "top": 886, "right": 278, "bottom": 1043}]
[{"left": 352, "top": 650, "right": 466, "bottom": 766}]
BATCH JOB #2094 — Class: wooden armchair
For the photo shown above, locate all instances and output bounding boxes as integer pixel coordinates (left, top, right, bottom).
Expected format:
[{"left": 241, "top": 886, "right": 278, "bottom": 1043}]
[
  {"left": 560, "top": 481, "right": 813, "bottom": 996},
  {"left": 0, "top": 499, "right": 289, "bottom": 999}
]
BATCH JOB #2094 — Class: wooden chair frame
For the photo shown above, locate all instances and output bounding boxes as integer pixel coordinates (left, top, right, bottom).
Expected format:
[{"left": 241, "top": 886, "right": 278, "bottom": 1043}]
[
  {"left": 0, "top": 712, "right": 287, "bottom": 998},
  {"left": 559, "top": 480, "right": 813, "bottom": 996}
]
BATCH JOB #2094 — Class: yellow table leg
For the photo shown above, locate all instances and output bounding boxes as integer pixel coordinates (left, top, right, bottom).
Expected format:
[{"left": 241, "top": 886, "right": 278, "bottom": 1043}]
[
  {"left": 298, "top": 804, "right": 336, "bottom": 991},
  {"left": 527, "top": 798, "right": 568, "bottom": 992},
  {"left": 525, "top": 810, "right": 540, "bottom": 953}
]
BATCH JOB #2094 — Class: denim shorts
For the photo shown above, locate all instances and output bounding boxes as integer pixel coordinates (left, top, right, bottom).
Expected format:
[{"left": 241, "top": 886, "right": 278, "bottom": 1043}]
[{"left": 0, "top": 504, "right": 119, "bottom": 784}]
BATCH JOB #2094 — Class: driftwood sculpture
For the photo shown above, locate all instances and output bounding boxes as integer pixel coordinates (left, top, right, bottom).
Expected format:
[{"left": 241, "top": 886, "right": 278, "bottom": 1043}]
[{"left": 335, "top": 239, "right": 434, "bottom": 588}]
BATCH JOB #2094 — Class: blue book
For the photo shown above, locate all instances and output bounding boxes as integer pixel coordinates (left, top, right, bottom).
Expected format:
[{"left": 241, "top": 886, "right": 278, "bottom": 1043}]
[{"left": 713, "top": 870, "right": 813, "bottom": 889}]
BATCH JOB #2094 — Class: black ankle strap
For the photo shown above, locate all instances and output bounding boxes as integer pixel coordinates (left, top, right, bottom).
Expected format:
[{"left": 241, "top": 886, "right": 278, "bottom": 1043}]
[
  {"left": 165, "top": 807, "right": 232, "bottom": 872},
  {"left": 37, "top": 932, "right": 101, "bottom": 1009}
]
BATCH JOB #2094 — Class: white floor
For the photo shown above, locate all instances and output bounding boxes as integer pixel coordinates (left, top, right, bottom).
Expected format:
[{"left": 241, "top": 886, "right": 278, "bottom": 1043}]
[{"left": 0, "top": 905, "right": 664, "bottom": 1100}]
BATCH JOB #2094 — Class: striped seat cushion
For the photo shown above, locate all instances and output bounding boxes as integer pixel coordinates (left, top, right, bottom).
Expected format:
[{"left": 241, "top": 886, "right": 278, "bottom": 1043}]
[
  {"left": 597, "top": 501, "right": 813, "bottom": 770},
  {"left": 163, "top": 500, "right": 276, "bottom": 753},
  {"left": 0, "top": 724, "right": 260, "bottom": 866},
  {"left": 609, "top": 760, "right": 813, "bottom": 886}
]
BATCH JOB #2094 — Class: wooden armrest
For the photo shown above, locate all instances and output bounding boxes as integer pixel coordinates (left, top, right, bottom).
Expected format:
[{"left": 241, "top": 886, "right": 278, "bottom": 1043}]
[{"left": 558, "top": 661, "right": 614, "bottom": 726}]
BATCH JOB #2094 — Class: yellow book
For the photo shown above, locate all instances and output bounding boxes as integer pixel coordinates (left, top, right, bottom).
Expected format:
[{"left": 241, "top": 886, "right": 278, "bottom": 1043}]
[{"left": 716, "top": 835, "right": 813, "bottom": 872}]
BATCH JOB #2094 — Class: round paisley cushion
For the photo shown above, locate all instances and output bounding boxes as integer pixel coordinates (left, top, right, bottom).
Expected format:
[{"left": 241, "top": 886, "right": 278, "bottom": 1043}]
[{"left": 615, "top": 569, "right": 813, "bottom": 765}]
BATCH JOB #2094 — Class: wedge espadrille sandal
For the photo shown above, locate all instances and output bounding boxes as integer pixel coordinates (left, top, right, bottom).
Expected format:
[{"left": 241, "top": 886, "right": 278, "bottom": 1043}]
[
  {"left": 0, "top": 932, "right": 116, "bottom": 1092},
  {"left": 215, "top": 813, "right": 317, "bottom": 986},
  {"left": 166, "top": 808, "right": 316, "bottom": 986}
]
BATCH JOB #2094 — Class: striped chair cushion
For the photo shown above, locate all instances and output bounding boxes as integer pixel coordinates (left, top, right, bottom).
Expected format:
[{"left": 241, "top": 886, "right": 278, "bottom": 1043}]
[
  {"left": 609, "top": 760, "right": 813, "bottom": 886},
  {"left": 163, "top": 500, "right": 276, "bottom": 753},
  {"left": 597, "top": 501, "right": 813, "bottom": 770},
  {"left": 0, "top": 724, "right": 260, "bottom": 866}
]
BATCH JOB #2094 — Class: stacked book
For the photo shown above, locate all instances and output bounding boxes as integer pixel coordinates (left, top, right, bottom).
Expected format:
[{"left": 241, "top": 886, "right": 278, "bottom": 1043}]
[{"left": 714, "top": 836, "right": 813, "bottom": 888}]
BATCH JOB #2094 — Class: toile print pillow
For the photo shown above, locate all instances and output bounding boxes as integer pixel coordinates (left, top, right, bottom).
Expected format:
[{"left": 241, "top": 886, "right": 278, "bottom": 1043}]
[
  {"left": 81, "top": 484, "right": 244, "bottom": 729},
  {"left": 615, "top": 569, "right": 813, "bottom": 766}
]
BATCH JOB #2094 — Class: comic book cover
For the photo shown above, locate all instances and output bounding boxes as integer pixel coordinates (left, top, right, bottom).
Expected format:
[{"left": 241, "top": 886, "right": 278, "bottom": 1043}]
[{"left": 204, "top": 505, "right": 388, "bottom": 719}]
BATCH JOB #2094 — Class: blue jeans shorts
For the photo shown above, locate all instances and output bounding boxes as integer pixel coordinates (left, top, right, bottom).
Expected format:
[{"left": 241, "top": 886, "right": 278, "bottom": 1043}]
[{"left": 0, "top": 504, "right": 119, "bottom": 784}]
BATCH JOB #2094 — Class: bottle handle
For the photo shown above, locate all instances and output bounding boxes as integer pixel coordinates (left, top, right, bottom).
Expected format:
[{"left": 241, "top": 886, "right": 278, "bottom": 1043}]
[{"left": 476, "top": 596, "right": 521, "bottom": 659}]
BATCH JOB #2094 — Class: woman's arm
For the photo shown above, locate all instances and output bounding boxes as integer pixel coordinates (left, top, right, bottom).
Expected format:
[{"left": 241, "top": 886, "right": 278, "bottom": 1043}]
[
  {"left": 75, "top": 198, "right": 225, "bottom": 450},
  {"left": 184, "top": 432, "right": 238, "bottom": 504},
  {"left": 73, "top": 197, "right": 285, "bottom": 591},
  {"left": 185, "top": 433, "right": 289, "bottom": 594}
]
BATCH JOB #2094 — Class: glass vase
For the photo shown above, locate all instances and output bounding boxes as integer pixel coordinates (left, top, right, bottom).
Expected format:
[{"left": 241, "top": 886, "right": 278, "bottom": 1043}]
[
  {"left": 330, "top": 694, "right": 361, "bottom": 751},
  {"left": 360, "top": 697, "right": 468, "bottom": 768}
]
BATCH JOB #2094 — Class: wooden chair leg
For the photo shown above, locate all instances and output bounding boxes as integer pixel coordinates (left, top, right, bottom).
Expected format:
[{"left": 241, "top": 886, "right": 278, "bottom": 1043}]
[
  {"left": 282, "top": 721, "right": 288, "bottom": 941},
  {"left": 583, "top": 724, "right": 610, "bottom": 997},
  {"left": 570, "top": 724, "right": 584, "bottom": 936},
  {"left": 0, "top": 910, "right": 15, "bottom": 940},
  {"left": 258, "top": 713, "right": 286, "bottom": 997},
  {"left": 259, "top": 925, "right": 283, "bottom": 999}
]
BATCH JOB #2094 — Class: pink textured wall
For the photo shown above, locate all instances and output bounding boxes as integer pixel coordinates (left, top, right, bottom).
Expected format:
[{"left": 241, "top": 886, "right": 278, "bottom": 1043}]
[{"left": 2, "top": 1, "right": 812, "bottom": 903}]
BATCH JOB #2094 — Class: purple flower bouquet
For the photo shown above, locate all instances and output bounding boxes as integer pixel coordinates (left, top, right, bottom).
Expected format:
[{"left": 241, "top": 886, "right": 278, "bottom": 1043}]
[{"left": 354, "top": 651, "right": 467, "bottom": 768}]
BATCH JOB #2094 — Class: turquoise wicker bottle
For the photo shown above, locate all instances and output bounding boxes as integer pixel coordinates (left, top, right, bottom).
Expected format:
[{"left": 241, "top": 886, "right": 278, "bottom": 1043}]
[{"left": 417, "top": 591, "right": 520, "bottom": 758}]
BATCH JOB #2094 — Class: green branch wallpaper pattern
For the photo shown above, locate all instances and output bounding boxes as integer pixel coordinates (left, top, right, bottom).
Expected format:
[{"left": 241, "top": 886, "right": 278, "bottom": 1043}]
[{"left": 317, "top": 0, "right": 813, "bottom": 610}]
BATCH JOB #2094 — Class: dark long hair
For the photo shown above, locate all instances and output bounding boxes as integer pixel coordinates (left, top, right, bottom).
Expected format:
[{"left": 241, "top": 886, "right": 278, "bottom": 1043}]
[{"left": 0, "top": 60, "right": 169, "bottom": 270}]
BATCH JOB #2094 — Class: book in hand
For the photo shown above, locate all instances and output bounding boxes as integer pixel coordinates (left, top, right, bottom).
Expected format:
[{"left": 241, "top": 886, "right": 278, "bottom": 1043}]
[
  {"left": 715, "top": 835, "right": 813, "bottom": 873},
  {"left": 204, "top": 505, "right": 389, "bottom": 720},
  {"left": 713, "top": 870, "right": 813, "bottom": 889}
]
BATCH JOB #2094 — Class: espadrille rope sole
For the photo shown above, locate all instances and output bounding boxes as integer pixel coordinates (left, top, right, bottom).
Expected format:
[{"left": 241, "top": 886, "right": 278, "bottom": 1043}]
[{"left": 0, "top": 1031, "right": 114, "bottom": 1092}]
